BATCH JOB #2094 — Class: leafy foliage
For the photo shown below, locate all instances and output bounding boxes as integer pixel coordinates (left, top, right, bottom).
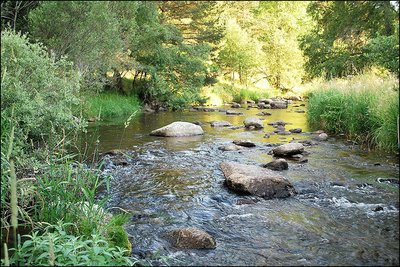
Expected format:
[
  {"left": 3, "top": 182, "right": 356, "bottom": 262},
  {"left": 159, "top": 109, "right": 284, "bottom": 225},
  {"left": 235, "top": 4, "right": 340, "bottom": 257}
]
[
  {"left": 254, "top": 1, "right": 310, "bottom": 88},
  {"left": 1, "top": 30, "right": 81, "bottom": 152},
  {"left": 28, "top": 1, "right": 122, "bottom": 92},
  {"left": 218, "top": 18, "right": 262, "bottom": 85},
  {"left": 300, "top": 1, "right": 399, "bottom": 79},
  {"left": 4, "top": 222, "right": 134, "bottom": 266}
]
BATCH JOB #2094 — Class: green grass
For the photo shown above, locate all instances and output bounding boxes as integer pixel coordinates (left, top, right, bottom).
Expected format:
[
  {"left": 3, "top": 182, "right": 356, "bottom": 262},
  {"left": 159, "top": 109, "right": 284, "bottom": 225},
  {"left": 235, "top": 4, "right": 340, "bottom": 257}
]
[
  {"left": 307, "top": 72, "right": 399, "bottom": 151},
  {"left": 83, "top": 91, "right": 141, "bottom": 120},
  {"left": 203, "top": 81, "right": 270, "bottom": 104}
]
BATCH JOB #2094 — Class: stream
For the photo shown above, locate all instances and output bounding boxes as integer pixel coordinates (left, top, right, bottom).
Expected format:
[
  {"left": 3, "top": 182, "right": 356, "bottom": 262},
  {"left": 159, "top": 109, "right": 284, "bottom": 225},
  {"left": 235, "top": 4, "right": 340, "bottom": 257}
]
[{"left": 81, "top": 101, "right": 399, "bottom": 266}]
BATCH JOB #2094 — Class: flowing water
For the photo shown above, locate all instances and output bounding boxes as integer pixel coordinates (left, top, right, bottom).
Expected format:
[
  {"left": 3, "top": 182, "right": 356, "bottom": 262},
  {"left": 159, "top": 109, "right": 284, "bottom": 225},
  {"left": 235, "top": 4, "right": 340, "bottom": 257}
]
[{"left": 81, "top": 102, "right": 399, "bottom": 266}]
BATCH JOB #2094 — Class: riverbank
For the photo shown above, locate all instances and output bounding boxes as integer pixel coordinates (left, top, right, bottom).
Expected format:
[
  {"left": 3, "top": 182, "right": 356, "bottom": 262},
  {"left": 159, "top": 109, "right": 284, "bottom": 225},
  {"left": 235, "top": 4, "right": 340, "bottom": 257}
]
[{"left": 306, "top": 72, "right": 399, "bottom": 152}]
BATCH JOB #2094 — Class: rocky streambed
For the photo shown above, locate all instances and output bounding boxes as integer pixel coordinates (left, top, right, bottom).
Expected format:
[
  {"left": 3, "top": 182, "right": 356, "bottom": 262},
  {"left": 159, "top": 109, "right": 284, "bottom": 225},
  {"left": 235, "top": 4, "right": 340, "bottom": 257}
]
[{"left": 83, "top": 99, "right": 399, "bottom": 266}]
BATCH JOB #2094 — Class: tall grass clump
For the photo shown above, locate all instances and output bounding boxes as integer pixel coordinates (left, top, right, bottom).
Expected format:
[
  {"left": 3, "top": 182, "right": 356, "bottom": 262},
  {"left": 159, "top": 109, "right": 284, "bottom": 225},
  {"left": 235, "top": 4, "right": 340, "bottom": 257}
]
[
  {"left": 83, "top": 91, "right": 141, "bottom": 120},
  {"left": 307, "top": 71, "right": 399, "bottom": 151}
]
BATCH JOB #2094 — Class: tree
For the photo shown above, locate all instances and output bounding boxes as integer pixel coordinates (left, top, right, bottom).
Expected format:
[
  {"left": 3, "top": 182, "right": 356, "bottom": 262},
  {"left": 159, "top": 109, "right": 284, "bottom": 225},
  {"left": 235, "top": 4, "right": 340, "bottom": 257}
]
[
  {"left": 158, "top": 1, "right": 223, "bottom": 45},
  {"left": 131, "top": 2, "right": 209, "bottom": 109},
  {"left": 300, "top": 1, "right": 399, "bottom": 79},
  {"left": 218, "top": 18, "right": 262, "bottom": 85},
  {"left": 28, "top": 1, "right": 123, "bottom": 92},
  {"left": 1, "top": 1, "right": 39, "bottom": 33},
  {"left": 254, "top": 1, "right": 311, "bottom": 89}
]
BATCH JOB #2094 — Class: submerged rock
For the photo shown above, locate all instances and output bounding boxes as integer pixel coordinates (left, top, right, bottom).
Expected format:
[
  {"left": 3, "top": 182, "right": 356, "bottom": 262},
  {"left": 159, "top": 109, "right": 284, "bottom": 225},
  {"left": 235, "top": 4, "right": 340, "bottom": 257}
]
[
  {"left": 233, "top": 140, "right": 256, "bottom": 147},
  {"left": 243, "top": 117, "right": 264, "bottom": 129},
  {"left": 220, "top": 162, "right": 296, "bottom": 199},
  {"left": 289, "top": 128, "right": 302, "bottom": 133},
  {"left": 168, "top": 227, "right": 216, "bottom": 249},
  {"left": 150, "top": 121, "right": 204, "bottom": 137},
  {"left": 226, "top": 110, "right": 243, "bottom": 115},
  {"left": 272, "top": 143, "right": 304, "bottom": 156},
  {"left": 263, "top": 158, "right": 288, "bottom": 171},
  {"left": 210, "top": 120, "right": 232, "bottom": 127},
  {"left": 236, "top": 198, "right": 258, "bottom": 205},
  {"left": 298, "top": 139, "right": 318, "bottom": 146},
  {"left": 268, "top": 120, "right": 288, "bottom": 126},
  {"left": 256, "top": 111, "right": 272, "bottom": 116},
  {"left": 218, "top": 144, "right": 242, "bottom": 151}
]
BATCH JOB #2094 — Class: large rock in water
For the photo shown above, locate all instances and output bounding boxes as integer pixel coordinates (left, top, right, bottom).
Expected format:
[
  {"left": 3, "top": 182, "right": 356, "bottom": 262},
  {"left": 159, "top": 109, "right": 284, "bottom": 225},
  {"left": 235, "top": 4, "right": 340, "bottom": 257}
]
[
  {"left": 220, "top": 162, "right": 296, "bottom": 199},
  {"left": 150, "top": 121, "right": 204, "bottom": 137},
  {"left": 243, "top": 117, "right": 264, "bottom": 129},
  {"left": 272, "top": 143, "right": 304, "bottom": 156},
  {"left": 168, "top": 227, "right": 216, "bottom": 249}
]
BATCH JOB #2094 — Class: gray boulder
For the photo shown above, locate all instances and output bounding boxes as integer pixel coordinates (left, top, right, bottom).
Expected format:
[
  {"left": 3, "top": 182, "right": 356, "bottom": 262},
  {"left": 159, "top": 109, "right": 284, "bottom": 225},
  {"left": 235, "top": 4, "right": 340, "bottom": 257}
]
[
  {"left": 167, "top": 227, "right": 216, "bottom": 249},
  {"left": 220, "top": 162, "right": 296, "bottom": 199},
  {"left": 231, "top": 102, "right": 241, "bottom": 108},
  {"left": 315, "top": 133, "right": 328, "bottom": 141},
  {"left": 258, "top": 103, "right": 269, "bottom": 109},
  {"left": 243, "top": 117, "right": 264, "bottom": 129},
  {"left": 263, "top": 158, "right": 288, "bottom": 171},
  {"left": 233, "top": 140, "right": 256, "bottom": 147},
  {"left": 210, "top": 120, "right": 232, "bottom": 127},
  {"left": 270, "top": 101, "right": 288, "bottom": 109},
  {"left": 150, "top": 122, "right": 204, "bottom": 137},
  {"left": 272, "top": 143, "right": 304, "bottom": 156}
]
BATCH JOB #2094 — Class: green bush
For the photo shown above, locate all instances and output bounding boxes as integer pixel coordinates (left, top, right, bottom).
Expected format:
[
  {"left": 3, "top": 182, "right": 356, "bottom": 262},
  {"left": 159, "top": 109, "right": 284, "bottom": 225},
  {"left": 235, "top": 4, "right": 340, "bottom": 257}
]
[
  {"left": 1, "top": 30, "right": 81, "bottom": 152},
  {"left": 3, "top": 222, "right": 135, "bottom": 266}
]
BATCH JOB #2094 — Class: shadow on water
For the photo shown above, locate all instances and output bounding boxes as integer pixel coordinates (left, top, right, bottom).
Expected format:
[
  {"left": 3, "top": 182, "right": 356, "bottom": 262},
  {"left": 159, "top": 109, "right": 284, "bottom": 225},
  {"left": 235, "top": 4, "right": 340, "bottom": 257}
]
[{"left": 82, "top": 101, "right": 399, "bottom": 266}]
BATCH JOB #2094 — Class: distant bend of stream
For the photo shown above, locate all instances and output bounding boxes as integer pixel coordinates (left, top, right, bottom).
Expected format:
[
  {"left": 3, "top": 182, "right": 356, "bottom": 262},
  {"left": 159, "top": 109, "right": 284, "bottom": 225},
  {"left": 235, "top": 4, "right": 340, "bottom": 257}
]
[{"left": 81, "top": 101, "right": 399, "bottom": 266}]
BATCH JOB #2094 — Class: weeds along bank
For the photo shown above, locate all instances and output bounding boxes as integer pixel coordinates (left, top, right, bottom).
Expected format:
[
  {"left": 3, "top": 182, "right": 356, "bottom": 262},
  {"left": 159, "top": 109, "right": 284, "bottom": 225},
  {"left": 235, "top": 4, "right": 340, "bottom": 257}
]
[
  {"left": 306, "top": 72, "right": 399, "bottom": 152},
  {"left": 1, "top": 31, "right": 137, "bottom": 265},
  {"left": 81, "top": 91, "right": 141, "bottom": 121}
]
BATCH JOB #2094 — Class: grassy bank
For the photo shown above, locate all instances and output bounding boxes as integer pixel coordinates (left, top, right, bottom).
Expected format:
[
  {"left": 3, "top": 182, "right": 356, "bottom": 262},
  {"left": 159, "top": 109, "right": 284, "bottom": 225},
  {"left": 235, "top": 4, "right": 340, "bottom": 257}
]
[
  {"left": 307, "top": 72, "right": 399, "bottom": 151},
  {"left": 201, "top": 80, "right": 270, "bottom": 105},
  {"left": 82, "top": 91, "right": 141, "bottom": 120}
]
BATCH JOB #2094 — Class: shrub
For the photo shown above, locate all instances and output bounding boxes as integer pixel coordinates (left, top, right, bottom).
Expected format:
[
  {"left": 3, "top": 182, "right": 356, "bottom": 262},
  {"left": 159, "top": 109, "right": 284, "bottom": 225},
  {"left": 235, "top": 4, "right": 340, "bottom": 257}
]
[{"left": 1, "top": 30, "right": 81, "bottom": 153}]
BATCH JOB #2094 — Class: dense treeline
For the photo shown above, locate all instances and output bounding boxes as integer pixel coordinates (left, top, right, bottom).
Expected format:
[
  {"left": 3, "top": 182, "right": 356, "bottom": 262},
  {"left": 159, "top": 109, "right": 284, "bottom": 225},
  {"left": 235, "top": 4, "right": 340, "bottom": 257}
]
[
  {"left": 1, "top": 1, "right": 399, "bottom": 265},
  {"left": 2, "top": 1, "right": 398, "bottom": 108}
]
